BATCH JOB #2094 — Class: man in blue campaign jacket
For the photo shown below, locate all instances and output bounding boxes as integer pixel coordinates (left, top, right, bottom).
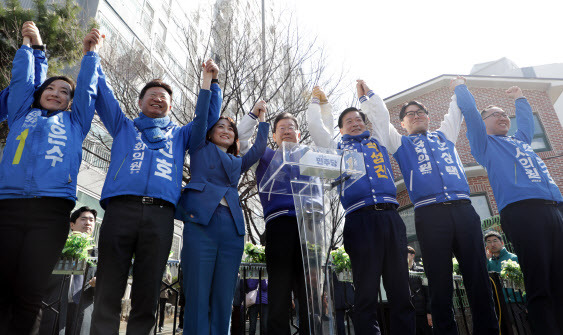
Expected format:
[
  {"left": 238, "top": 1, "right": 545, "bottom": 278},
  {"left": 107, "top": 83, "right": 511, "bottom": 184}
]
[
  {"left": 306, "top": 85, "right": 415, "bottom": 334},
  {"left": 363, "top": 78, "right": 499, "bottom": 335},
  {"left": 238, "top": 101, "right": 311, "bottom": 335},
  {"left": 0, "top": 25, "right": 102, "bottom": 334},
  {"left": 0, "top": 46, "right": 47, "bottom": 122},
  {"left": 455, "top": 83, "right": 563, "bottom": 334},
  {"left": 90, "top": 59, "right": 221, "bottom": 334}
]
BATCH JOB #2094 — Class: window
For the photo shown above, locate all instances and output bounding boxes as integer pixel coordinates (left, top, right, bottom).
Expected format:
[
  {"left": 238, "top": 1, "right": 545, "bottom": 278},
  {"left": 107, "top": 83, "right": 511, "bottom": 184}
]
[
  {"left": 470, "top": 194, "right": 493, "bottom": 221},
  {"left": 507, "top": 114, "right": 551, "bottom": 152},
  {"left": 141, "top": 2, "right": 154, "bottom": 35}
]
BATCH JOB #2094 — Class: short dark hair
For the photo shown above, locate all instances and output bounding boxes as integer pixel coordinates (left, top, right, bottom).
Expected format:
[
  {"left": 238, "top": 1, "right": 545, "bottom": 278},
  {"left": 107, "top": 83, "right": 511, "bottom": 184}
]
[
  {"left": 399, "top": 101, "right": 428, "bottom": 121},
  {"left": 273, "top": 112, "right": 299, "bottom": 133},
  {"left": 407, "top": 246, "right": 416, "bottom": 255},
  {"left": 338, "top": 107, "right": 366, "bottom": 128},
  {"left": 207, "top": 116, "right": 239, "bottom": 156},
  {"left": 32, "top": 76, "right": 76, "bottom": 110},
  {"left": 484, "top": 230, "right": 503, "bottom": 242},
  {"left": 139, "top": 79, "right": 173, "bottom": 100},
  {"left": 70, "top": 206, "right": 97, "bottom": 224}
]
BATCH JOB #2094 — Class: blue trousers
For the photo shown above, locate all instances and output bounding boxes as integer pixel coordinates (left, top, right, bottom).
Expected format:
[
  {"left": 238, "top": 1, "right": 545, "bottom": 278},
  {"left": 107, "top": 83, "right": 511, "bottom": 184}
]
[
  {"left": 500, "top": 201, "right": 563, "bottom": 335},
  {"left": 415, "top": 202, "right": 499, "bottom": 335},
  {"left": 182, "top": 205, "right": 244, "bottom": 335},
  {"left": 343, "top": 207, "right": 415, "bottom": 335}
]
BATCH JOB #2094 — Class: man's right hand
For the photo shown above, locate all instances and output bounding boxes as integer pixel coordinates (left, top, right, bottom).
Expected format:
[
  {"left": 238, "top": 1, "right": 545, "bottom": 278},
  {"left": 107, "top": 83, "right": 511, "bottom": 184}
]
[
  {"left": 253, "top": 100, "right": 267, "bottom": 121},
  {"left": 506, "top": 86, "right": 524, "bottom": 100},
  {"left": 485, "top": 246, "right": 493, "bottom": 260},
  {"left": 22, "top": 21, "right": 42, "bottom": 47},
  {"left": 356, "top": 79, "right": 366, "bottom": 98}
]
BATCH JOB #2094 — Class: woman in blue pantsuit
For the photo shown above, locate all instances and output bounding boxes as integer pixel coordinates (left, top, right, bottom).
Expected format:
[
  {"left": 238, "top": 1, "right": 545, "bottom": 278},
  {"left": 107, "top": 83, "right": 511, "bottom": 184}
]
[{"left": 176, "top": 91, "right": 270, "bottom": 334}]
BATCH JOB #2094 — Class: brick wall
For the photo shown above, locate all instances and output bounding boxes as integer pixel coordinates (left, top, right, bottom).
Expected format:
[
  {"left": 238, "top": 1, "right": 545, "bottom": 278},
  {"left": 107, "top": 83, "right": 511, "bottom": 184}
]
[{"left": 388, "top": 85, "right": 563, "bottom": 215}]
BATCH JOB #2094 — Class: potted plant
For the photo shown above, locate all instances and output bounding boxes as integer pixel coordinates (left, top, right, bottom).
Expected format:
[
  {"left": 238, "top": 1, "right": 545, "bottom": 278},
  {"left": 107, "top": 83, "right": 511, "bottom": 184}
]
[
  {"left": 501, "top": 259, "right": 524, "bottom": 290},
  {"left": 53, "top": 232, "right": 94, "bottom": 274},
  {"left": 242, "top": 243, "right": 267, "bottom": 279},
  {"left": 330, "top": 246, "right": 352, "bottom": 282}
]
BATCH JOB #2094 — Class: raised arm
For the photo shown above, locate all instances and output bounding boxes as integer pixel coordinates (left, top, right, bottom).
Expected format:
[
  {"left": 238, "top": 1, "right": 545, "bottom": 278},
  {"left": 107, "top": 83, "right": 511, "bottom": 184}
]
[
  {"left": 7, "top": 22, "right": 43, "bottom": 125},
  {"left": 238, "top": 100, "right": 263, "bottom": 155},
  {"left": 359, "top": 80, "right": 402, "bottom": 154},
  {"left": 242, "top": 122, "right": 270, "bottom": 172},
  {"left": 188, "top": 59, "right": 216, "bottom": 151},
  {"left": 508, "top": 86, "right": 533, "bottom": 144},
  {"left": 437, "top": 76, "right": 464, "bottom": 144},
  {"left": 454, "top": 82, "right": 488, "bottom": 161},
  {"left": 306, "top": 86, "right": 337, "bottom": 149},
  {"left": 71, "top": 29, "right": 104, "bottom": 136},
  {"left": 207, "top": 67, "right": 222, "bottom": 128}
]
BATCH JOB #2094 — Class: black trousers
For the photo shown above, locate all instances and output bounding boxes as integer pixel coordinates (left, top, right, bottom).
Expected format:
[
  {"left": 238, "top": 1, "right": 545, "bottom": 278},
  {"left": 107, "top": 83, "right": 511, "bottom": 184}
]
[
  {"left": 158, "top": 298, "right": 167, "bottom": 328},
  {"left": 0, "top": 197, "right": 73, "bottom": 335},
  {"left": 343, "top": 207, "right": 415, "bottom": 335},
  {"left": 415, "top": 202, "right": 499, "bottom": 335},
  {"left": 265, "top": 216, "right": 309, "bottom": 335},
  {"left": 500, "top": 201, "right": 563, "bottom": 335},
  {"left": 90, "top": 197, "right": 174, "bottom": 335}
]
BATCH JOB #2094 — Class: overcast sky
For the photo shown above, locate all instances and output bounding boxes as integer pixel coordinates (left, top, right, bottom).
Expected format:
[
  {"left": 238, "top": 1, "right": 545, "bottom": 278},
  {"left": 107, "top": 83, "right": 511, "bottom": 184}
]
[
  {"left": 186, "top": 0, "right": 562, "bottom": 98},
  {"left": 288, "top": 0, "right": 563, "bottom": 98}
]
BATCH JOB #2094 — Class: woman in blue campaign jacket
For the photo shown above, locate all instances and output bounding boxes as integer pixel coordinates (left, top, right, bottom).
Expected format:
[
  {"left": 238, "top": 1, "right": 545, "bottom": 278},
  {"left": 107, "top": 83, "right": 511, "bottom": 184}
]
[
  {"left": 0, "top": 25, "right": 102, "bottom": 333},
  {"left": 177, "top": 100, "right": 269, "bottom": 335}
]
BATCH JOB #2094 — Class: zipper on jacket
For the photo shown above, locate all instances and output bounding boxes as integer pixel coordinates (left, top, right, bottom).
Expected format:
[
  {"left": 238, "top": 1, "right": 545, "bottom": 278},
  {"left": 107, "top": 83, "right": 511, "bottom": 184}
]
[
  {"left": 409, "top": 170, "right": 413, "bottom": 192},
  {"left": 174, "top": 159, "right": 178, "bottom": 188},
  {"left": 114, "top": 154, "right": 128, "bottom": 180},
  {"left": 514, "top": 163, "right": 517, "bottom": 184},
  {"left": 68, "top": 174, "right": 72, "bottom": 183}
]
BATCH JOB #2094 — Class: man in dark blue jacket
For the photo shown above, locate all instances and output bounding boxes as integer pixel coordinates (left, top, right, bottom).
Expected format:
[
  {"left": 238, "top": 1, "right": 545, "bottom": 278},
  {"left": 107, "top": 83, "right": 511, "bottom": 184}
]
[
  {"left": 306, "top": 85, "right": 415, "bottom": 334},
  {"left": 364, "top": 77, "right": 499, "bottom": 335},
  {"left": 456, "top": 82, "right": 563, "bottom": 334},
  {"left": 90, "top": 60, "right": 221, "bottom": 334}
]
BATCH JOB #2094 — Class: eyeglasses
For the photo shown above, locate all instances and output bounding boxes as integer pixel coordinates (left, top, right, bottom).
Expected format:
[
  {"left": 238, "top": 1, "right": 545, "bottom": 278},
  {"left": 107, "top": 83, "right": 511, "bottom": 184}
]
[
  {"left": 403, "top": 109, "right": 428, "bottom": 118},
  {"left": 482, "top": 111, "right": 509, "bottom": 120},
  {"left": 276, "top": 125, "right": 296, "bottom": 133}
]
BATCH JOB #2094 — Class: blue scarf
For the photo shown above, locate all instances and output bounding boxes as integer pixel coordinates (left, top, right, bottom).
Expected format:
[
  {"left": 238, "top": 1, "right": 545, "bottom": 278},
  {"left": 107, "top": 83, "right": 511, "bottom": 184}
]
[
  {"left": 341, "top": 130, "right": 370, "bottom": 143},
  {"left": 133, "top": 113, "right": 173, "bottom": 150}
]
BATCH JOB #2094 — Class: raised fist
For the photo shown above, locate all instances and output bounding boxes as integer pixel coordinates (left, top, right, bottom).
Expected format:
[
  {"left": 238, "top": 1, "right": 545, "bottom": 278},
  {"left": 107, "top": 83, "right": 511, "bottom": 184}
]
[
  {"left": 506, "top": 86, "right": 523, "bottom": 100},
  {"left": 356, "top": 79, "right": 366, "bottom": 98},
  {"left": 312, "top": 86, "right": 328, "bottom": 103},
  {"left": 449, "top": 75, "right": 466, "bottom": 91},
  {"left": 83, "top": 28, "right": 104, "bottom": 55},
  {"left": 252, "top": 100, "right": 267, "bottom": 121},
  {"left": 205, "top": 59, "right": 219, "bottom": 79},
  {"left": 22, "top": 21, "right": 42, "bottom": 46}
]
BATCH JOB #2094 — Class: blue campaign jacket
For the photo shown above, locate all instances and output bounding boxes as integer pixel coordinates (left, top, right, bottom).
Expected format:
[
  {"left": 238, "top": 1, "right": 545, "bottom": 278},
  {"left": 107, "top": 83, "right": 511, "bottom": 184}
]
[
  {"left": 393, "top": 132, "right": 470, "bottom": 208},
  {"left": 0, "top": 47, "right": 99, "bottom": 201},
  {"left": 176, "top": 122, "right": 269, "bottom": 235},
  {"left": 455, "top": 85, "right": 562, "bottom": 211},
  {"left": 0, "top": 49, "right": 47, "bottom": 122},
  {"left": 338, "top": 131, "right": 398, "bottom": 215},
  {"left": 95, "top": 66, "right": 221, "bottom": 208}
]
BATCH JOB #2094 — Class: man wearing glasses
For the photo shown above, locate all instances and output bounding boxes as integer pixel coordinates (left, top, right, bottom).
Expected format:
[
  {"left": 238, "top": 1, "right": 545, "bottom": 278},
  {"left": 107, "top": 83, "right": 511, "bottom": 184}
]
[
  {"left": 455, "top": 82, "right": 563, "bottom": 335},
  {"left": 361, "top": 77, "right": 499, "bottom": 335}
]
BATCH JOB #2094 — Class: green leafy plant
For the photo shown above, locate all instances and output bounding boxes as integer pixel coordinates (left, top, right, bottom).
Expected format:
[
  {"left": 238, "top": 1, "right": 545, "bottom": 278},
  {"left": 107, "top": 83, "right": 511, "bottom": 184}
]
[
  {"left": 501, "top": 259, "right": 524, "bottom": 288},
  {"left": 243, "top": 242, "right": 266, "bottom": 263},
  {"left": 330, "top": 246, "right": 351, "bottom": 274},
  {"left": 452, "top": 258, "right": 461, "bottom": 276},
  {"left": 61, "top": 232, "right": 94, "bottom": 263}
]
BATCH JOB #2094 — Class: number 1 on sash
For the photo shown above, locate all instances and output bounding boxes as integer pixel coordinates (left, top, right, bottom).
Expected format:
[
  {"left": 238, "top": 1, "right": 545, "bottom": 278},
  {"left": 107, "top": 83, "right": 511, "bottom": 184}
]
[{"left": 12, "top": 128, "right": 29, "bottom": 165}]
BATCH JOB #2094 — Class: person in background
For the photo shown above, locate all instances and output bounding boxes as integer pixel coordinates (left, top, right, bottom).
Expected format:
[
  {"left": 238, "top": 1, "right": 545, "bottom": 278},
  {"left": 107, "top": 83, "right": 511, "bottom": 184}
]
[
  {"left": 484, "top": 231, "right": 518, "bottom": 273},
  {"left": 407, "top": 246, "right": 432, "bottom": 335},
  {"left": 157, "top": 270, "right": 172, "bottom": 333},
  {"left": 0, "top": 23, "right": 102, "bottom": 334},
  {"left": 246, "top": 278, "right": 268, "bottom": 335},
  {"left": 39, "top": 206, "right": 98, "bottom": 335}
]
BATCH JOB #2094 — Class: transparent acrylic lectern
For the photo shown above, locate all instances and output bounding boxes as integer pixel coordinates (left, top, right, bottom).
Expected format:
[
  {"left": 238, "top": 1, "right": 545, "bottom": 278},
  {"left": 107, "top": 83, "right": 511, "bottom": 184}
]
[{"left": 259, "top": 142, "right": 366, "bottom": 335}]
